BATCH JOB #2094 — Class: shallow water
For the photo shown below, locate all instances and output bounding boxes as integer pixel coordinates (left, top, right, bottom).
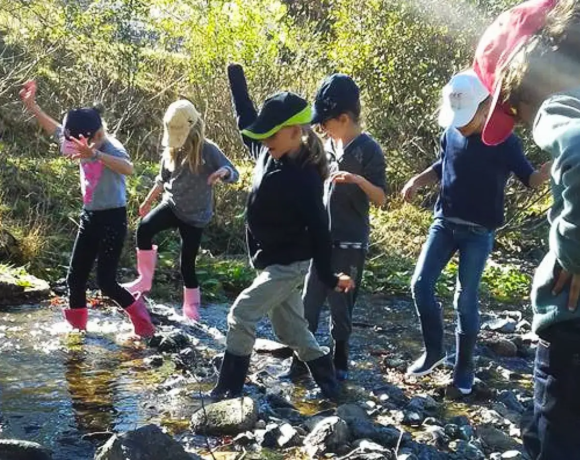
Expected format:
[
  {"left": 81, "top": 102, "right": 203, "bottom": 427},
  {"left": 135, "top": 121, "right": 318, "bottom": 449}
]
[{"left": 0, "top": 295, "right": 535, "bottom": 459}]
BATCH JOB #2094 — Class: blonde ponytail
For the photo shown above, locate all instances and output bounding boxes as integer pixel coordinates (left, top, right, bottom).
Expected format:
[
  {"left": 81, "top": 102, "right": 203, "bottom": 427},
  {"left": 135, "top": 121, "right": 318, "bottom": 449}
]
[{"left": 299, "top": 127, "right": 329, "bottom": 180}]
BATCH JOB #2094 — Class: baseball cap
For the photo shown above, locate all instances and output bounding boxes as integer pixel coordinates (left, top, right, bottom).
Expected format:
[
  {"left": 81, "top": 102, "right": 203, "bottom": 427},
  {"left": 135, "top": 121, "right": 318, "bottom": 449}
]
[
  {"left": 438, "top": 69, "right": 490, "bottom": 129},
  {"left": 162, "top": 100, "right": 202, "bottom": 149},
  {"left": 63, "top": 108, "right": 103, "bottom": 140},
  {"left": 242, "top": 92, "right": 312, "bottom": 140},
  {"left": 312, "top": 73, "right": 360, "bottom": 124},
  {"left": 473, "top": 0, "right": 557, "bottom": 145}
]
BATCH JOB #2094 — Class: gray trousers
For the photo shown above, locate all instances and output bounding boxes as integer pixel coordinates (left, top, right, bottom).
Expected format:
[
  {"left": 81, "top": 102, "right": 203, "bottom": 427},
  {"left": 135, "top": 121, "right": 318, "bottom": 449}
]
[
  {"left": 303, "top": 247, "right": 366, "bottom": 342},
  {"left": 226, "top": 261, "right": 327, "bottom": 362}
]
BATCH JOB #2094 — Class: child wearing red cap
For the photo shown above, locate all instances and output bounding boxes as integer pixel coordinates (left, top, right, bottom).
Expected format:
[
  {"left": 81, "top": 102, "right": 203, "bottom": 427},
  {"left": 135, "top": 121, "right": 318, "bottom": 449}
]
[
  {"left": 401, "top": 70, "right": 549, "bottom": 398},
  {"left": 474, "top": 0, "right": 580, "bottom": 457},
  {"left": 20, "top": 81, "right": 155, "bottom": 338}
]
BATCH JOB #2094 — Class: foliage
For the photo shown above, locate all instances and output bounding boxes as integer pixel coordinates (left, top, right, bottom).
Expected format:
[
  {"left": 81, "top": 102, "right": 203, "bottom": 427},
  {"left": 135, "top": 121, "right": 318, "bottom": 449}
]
[{"left": 0, "top": 0, "right": 551, "bottom": 304}]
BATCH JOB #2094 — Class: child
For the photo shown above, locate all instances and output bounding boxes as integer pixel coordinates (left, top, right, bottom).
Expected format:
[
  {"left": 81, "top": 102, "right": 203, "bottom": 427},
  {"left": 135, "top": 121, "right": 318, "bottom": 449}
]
[
  {"left": 123, "top": 99, "right": 239, "bottom": 321},
  {"left": 209, "top": 64, "right": 355, "bottom": 401},
  {"left": 19, "top": 81, "right": 155, "bottom": 338},
  {"left": 401, "top": 70, "right": 549, "bottom": 397},
  {"left": 473, "top": 0, "right": 580, "bottom": 456},
  {"left": 284, "top": 74, "right": 386, "bottom": 382}
]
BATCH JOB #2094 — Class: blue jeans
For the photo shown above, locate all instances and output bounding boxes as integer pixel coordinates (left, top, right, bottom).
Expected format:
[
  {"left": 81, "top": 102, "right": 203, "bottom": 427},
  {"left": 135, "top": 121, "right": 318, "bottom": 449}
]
[
  {"left": 523, "top": 338, "right": 580, "bottom": 460},
  {"left": 411, "top": 219, "right": 494, "bottom": 337}
]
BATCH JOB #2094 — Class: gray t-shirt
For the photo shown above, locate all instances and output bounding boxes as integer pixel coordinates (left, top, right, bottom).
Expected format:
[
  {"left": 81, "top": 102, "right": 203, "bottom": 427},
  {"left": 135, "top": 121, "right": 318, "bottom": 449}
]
[
  {"left": 325, "top": 133, "right": 387, "bottom": 245},
  {"left": 156, "top": 140, "right": 239, "bottom": 227},
  {"left": 55, "top": 127, "right": 128, "bottom": 211}
]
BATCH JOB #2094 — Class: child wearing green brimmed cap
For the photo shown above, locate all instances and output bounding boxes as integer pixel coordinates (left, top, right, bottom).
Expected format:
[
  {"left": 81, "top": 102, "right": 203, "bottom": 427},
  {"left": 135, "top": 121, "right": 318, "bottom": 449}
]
[{"left": 208, "top": 64, "right": 355, "bottom": 402}]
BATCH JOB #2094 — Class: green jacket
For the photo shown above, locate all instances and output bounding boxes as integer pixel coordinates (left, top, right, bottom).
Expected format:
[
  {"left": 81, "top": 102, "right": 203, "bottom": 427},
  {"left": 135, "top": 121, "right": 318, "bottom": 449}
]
[{"left": 532, "top": 87, "right": 580, "bottom": 337}]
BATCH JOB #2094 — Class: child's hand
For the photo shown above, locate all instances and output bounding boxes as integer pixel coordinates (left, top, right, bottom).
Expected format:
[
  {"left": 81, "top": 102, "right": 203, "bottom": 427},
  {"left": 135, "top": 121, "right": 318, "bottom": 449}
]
[
  {"left": 330, "top": 171, "right": 361, "bottom": 185},
  {"left": 139, "top": 201, "right": 152, "bottom": 218},
  {"left": 68, "top": 135, "right": 96, "bottom": 160},
  {"left": 19, "top": 80, "right": 37, "bottom": 111},
  {"left": 335, "top": 273, "right": 355, "bottom": 293},
  {"left": 207, "top": 166, "right": 230, "bottom": 185},
  {"left": 401, "top": 178, "right": 419, "bottom": 202}
]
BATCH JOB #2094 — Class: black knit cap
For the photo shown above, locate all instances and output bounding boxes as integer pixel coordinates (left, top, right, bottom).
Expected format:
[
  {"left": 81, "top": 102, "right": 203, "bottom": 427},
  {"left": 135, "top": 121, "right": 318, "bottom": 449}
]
[{"left": 63, "top": 108, "right": 103, "bottom": 140}]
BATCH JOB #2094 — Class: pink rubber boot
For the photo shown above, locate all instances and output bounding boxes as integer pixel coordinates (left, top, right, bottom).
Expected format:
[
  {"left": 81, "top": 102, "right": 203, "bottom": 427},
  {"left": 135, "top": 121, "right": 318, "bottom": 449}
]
[
  {"left": 122, "top": 246, "right": 158, "bottom": 296},
  {"left": 183, "top": 287, "right": 201, "bottom": 322},
  {"left": 124, "top": 294, "right": 156, "bottom": 338},
  {"left": 63, "top": 308, "right": 88, "bottom": 331}
]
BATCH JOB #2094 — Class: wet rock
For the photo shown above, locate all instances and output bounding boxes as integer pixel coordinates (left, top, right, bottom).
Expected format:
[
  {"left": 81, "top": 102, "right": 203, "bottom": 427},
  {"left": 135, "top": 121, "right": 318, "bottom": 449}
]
[
  {"left": 273, "top": 407, "right": 305, "bottom": 425},
  {"left": 303, "top": 416, "right": 350, "bottom": 458},
  {"left": 423, "top": 417, "right": 444, "bottom": 427},
  {"left": 485, "top": 338, "right": 518, "bottom": 357},
  {"left": 372, "top": 383, "right": 409, "bottom": 406},
  {"left": 343, "top": 439, "right": 395, "bottom": 460},
  {"left": 94, "top": 424, "right": 194, "bottom": 460},
  {"left": 190, "top": 397, "right": 258, "bottom": 436},
  {"left": 497, "top": 390, "right": 525, "bottom": 414},
  {"left": 259, "top": 422, "right": 301, "bottom": 449},
  {"left": 0, "top": 268, "right": 51, "bottom": 307},
  {"left": 448, "top": 415, "right": 470, "bottom": 426},
  {"left": 304, "top": 415, "right": 328, "bottom": 432},
  {"left": 417, "top": 425, "right": 448, "bottom": 448},
  {"left": 401, "top": 410, "right": 423, "bottom": 427},
  {"left": 337, "top": 403, "right": 371, "bottom": 422},
  {"left": 0, "top": 440, "right": 52, "bottom": 460},
  {"left": 173, "top": 347, "right": 196, "bottom": 370},
  {"left": 383, "top": 356, "right": 407, "bottom": 371},
  {"left": 444, "top": 424, "right": 461, "bottom": 440},
  {"left": 449, "top": 440, "right": 485, "bottom": 460},
  {"left": 500, "top": 451, "right": 524, "bottom": 459},
  {"left": 144, "top": 355, "right": 164, "bottom": 367},
  {"left": 482, "top": 318, "right": 517, "bottom": 334},
  {"left": 459, "top": 425, "right": 475, "bottom": 441},
  {"left": 347, "top": 420, "right": 409, "bottom": 448},
  {"left": 515, "top": 320, "right": 531, "bottom": 332},
  {"left": 153, "top": 331, "right": 191, "bottom": 353},
  {"left": 476, "top": 424, "right": 519, "bottom": 451},
  {"left": 233, "top": 431, "right": 256, "bottom": 446},
  {"left": 265, "top": 386, "right": 296, "bottom": 410},
  {"left": 397, "top": 454, "right": 418, "bottom": 460}
]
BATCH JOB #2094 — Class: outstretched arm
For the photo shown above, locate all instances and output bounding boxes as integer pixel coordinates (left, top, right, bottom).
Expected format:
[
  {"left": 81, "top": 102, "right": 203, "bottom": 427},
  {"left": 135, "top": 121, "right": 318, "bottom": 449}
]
[
  {"left": 227, "top": 64, "right": 262, "bottom": 160},
  {"left": 20, "top": 81, "right": 60, "bottom": 136}
]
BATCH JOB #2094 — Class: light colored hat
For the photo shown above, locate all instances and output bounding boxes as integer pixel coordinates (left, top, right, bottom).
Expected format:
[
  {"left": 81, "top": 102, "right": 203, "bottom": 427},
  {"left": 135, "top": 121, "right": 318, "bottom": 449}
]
[
  {"left": 438, "top": 69, "right": 490, "bottom": 129},
  {"left": 162, "top": 100, "right": 201, "bottom": 149}
]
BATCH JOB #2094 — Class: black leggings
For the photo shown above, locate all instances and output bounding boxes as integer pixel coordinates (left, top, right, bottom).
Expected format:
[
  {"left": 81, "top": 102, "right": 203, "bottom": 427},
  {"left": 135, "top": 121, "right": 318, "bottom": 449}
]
[
  {"left": 67, "top": 207, "right": 135, "bottom": 309},
  {"left": 137, "top": 202, "right": 203, "bottom": 289}
]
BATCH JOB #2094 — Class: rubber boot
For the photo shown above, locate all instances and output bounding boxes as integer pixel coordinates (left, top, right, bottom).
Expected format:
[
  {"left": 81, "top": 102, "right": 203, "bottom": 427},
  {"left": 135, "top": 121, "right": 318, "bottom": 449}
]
[
  {"left": 124, "top": 294, "right": 156, "bottom": 338},
  {"left": 122, "top": 246, "right": 158, "bottom": 296},
  {"left": 406, "top": 305, "right": 446, "bottom": 376},
  {"left": 209, "top": 351, "right": 251, "bottom": 400},
  {"left": 306, "top": 353, "right": 340, "bottom": 401},
  {"left": 63, "top": 307, "right": 88, "bottom": 331},
  {"left": 183, "top": 287, "right": 200, "bottom": 322},
  {"left": 333, "top": 340, "right": 349, "bottom": 381},
  {"left": 452, "top": 332, "right": 477, "bottom": 395},
  {"left": 279, "top": 354, "right": 310, "bottom": 381}
]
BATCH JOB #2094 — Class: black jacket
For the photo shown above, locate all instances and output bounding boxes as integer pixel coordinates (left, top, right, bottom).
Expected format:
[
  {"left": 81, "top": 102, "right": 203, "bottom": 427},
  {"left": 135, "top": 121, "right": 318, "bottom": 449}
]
[{"left": 228, "top": 65, "right": 338, "bottom": 289}]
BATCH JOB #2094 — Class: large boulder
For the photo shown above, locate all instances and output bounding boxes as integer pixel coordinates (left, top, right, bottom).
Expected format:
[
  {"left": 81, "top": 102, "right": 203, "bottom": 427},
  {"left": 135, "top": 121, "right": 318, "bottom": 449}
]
[
  {"left": 0, "top": 439, "right": 52, "bottom": 460},
  {"left": 190, "top": 397, "right": 258, "bottom": 436},
  {"left": 0, "top": 267, "right": 50, "bottom": 307},
  {"left": 94, "top": 424, "right": 195, "bottom": 460},
  {"left": 303, "top": 416, "right": 350, "bottom": 458}
]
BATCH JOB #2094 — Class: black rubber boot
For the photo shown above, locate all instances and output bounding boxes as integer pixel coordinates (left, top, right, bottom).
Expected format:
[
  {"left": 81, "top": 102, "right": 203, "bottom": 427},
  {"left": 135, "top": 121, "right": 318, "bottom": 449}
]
[
  {"left": 306, "top": 353, "right": 340, "bottom": 401},
  {"left": 279, "top": 354, "right": 310, "bottom": 381},
  {"left": 333, "top": 340, "right": 349, "bottom": 381},
  {"left": 209, "top": 351, "right": 251, "bottom": 400},
  {"left": 452, "top": 332, "right": 477, "bottom": 395},
  {"left": 406, "top": 306, "right": 446, "bottom": 376}
]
